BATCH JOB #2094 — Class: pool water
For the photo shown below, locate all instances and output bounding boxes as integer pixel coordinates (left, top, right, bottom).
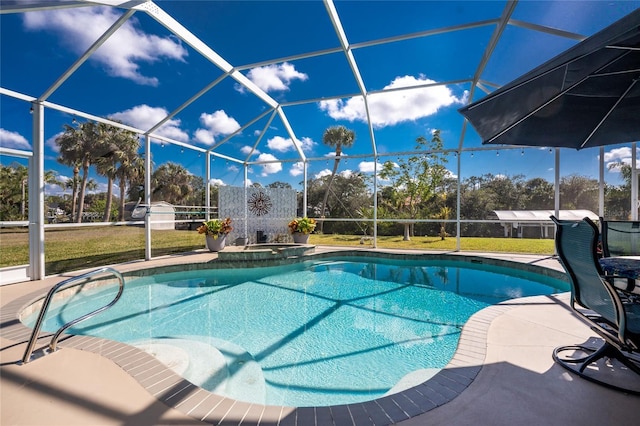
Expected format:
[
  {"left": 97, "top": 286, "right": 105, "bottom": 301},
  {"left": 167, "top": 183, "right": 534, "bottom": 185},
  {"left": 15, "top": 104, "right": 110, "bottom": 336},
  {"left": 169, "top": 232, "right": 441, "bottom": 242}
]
[{"left": 23, "top": 257, "right": 567, "bottom": 407}]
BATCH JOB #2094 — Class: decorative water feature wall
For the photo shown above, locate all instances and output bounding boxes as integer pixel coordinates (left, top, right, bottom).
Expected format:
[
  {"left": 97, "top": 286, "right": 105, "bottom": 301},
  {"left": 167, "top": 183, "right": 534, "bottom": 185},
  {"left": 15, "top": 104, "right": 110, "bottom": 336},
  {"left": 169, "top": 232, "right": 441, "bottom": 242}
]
[{"left": 219, "top": 186, "right": 296, "bottom": 244}]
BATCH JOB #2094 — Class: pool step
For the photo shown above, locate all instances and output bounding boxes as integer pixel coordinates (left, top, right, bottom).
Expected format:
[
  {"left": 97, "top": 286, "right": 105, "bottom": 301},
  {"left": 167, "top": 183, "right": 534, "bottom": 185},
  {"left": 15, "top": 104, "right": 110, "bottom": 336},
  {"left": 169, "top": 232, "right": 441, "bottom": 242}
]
[
  {"left": 384, "top": 368, "right": 441, "bottom": 396},
  {"left": 131, "top": 336, "right": 266, "bottom": 404}
]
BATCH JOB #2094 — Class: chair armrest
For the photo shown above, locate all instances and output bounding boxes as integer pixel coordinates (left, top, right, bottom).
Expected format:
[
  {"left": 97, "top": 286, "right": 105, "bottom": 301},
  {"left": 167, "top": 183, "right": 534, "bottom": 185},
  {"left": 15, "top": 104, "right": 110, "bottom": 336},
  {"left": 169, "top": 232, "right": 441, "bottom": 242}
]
[{"left": 603, "top": 274, "right": 637, "bottom": 293}]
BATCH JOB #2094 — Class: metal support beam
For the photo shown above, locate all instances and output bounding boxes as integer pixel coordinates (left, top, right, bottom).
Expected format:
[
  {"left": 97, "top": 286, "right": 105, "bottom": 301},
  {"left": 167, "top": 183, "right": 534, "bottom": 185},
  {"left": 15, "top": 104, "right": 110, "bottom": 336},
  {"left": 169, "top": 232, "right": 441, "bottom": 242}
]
[
  {"left": 206, "top": 152, "right": 211, "bottom": 221},
  {"left": 324, "top": 0, "right": 377, "bottom": 157},
  {"left": 139, "top": 1, "right": 277, "bottom": 109},
  {"left": 456, "top": 151, "right": 461, "bottom": 251},
  {"left": 303, "top": 161, "right": 308, "bottom": 217},
  {"left": 554, "top": 148, "right": 560, "bottom": 217},
  {"left": 40, "top": 9, "right": 136, "bottom": 101},
  {"left": 277, "top": 106, "right": 306, "bottom": 162},
  {"left": 457, "top": 0, "right": 517, "bottom": 151},
  {"left": 373, "top": 156, "right": 378, "bottom": 248},
  {"left": 244, "top": 164, "right": 249, "bottom": 239},
  {"left": 599, "top": 146, "right": 605, "bottom": 218},
  {"left": 633, "top": 143, "right": 638, "bottom": 220},
  {"left": 144, "top": 135, "right": 151, "bottom": 260},
  {"left": 29, "top": 102, "right": 45, "bottom": 280}
]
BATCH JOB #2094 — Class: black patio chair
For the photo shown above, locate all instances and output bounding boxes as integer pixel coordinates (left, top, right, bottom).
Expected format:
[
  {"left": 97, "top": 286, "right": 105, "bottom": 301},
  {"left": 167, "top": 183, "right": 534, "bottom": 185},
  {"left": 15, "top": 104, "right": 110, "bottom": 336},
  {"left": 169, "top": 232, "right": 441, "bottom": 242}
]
[
  {"left": 551, "top": 215, "right": 640, "bottom": 394},
  {"left": 600, "top": 217, "right": 640, "bottom": 257}
]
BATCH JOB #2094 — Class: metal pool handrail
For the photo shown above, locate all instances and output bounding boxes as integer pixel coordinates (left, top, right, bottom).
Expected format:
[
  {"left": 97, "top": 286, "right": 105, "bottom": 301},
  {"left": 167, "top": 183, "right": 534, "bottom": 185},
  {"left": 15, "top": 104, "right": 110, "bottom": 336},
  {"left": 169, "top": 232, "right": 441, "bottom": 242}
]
[{"left": 21, "top": 267, "right": 125, "bottom": 364}]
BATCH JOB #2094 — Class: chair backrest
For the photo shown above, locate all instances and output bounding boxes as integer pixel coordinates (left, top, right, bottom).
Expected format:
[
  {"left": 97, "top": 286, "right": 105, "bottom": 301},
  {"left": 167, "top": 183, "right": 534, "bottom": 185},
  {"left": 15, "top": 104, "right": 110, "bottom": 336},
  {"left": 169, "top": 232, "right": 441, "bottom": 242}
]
[
  {"left": 600, "top": 217, "right": 640, "bottom": 257},
  {"left": 551, "top": 216, "right": 619, "bottom": 327}
]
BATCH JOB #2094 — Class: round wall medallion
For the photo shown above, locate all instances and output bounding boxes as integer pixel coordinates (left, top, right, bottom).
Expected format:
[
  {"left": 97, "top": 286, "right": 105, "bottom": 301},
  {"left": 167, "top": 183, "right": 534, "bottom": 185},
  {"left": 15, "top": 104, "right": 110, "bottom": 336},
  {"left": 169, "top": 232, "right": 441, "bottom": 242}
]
[{"left": 248, "top": 190, "right": 272, "bottom": 216}]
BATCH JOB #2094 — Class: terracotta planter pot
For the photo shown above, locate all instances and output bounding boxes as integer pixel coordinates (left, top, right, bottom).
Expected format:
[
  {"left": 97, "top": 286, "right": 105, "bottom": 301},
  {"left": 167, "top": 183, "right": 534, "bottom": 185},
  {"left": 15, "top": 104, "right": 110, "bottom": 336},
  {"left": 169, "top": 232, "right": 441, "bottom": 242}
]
[
  {"left": 292, "top": 232, "right": 310, "bottom": 244},
  {"left": 205, "top": 234, "right": 227, "bottom": 252}
]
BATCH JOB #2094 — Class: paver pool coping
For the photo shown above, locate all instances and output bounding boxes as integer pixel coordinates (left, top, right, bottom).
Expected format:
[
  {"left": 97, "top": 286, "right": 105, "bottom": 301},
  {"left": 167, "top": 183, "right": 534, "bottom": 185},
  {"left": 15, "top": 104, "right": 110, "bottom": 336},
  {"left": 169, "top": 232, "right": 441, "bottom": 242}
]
[{"left": 0, "top": 250, "right": 567, "bottom": 425}]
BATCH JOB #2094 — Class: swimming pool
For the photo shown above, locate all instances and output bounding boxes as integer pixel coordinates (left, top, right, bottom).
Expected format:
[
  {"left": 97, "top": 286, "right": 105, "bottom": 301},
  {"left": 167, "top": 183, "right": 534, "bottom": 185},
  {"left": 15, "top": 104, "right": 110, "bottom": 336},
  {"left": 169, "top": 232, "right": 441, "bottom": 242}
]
[{"left": 21, "top": 255, "right": 568, "bottom": 407}]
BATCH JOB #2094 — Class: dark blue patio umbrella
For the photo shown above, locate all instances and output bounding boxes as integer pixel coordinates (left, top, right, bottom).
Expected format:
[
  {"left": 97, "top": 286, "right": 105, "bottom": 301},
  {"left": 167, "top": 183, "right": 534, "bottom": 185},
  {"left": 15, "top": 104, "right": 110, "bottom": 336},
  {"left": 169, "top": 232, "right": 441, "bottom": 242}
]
[{"left": 459, "top": 9, "right": 640, "bottom": 150}]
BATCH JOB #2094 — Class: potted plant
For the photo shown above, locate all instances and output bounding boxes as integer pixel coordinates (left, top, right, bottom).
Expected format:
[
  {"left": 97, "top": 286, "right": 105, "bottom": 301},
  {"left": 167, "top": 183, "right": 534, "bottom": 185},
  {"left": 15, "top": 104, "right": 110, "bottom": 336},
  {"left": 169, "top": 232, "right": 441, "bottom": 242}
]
[
  {"left": 288, "top": 217, "right": 316, "bottom": 244},
  {"left": 197, "top": 217, "right": 233, "bottom": 251}
]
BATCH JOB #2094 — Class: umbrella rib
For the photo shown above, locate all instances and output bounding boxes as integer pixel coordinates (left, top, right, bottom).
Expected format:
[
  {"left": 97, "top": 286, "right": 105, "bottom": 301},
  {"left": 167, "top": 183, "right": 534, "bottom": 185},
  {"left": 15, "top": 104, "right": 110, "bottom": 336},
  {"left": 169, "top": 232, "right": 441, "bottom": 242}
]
[
  {"left": 487, "top": 50, "right": 635, "bottom": 144},
  {"left": 469, "top": 39, "right": 636, "bottom": 111},
  {"left": 594, "top": 68, "right": 640, "bottom": 77},
  {"left": 467, "top": 44, "right": 614, "bottom": 111},
  {"left": 562, "top": 69, "right": 640, "bottom": 97},
  {"left": 579, "top": 77, "right": 639, "bottom": 149},
  {"left": 606, "top": 45, "right": 640, "bottom": 52},
  {"left": 486, "top": 71, "right": 592, "bottom": 143}
]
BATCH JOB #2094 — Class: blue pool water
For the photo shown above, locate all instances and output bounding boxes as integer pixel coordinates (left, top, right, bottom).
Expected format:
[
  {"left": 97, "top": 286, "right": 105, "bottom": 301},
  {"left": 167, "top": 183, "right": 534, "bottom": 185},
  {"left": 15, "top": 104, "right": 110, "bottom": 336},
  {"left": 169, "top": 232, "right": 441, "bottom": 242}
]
[{"left": 23, "top": 257, "right": 568, "bottom": 407}]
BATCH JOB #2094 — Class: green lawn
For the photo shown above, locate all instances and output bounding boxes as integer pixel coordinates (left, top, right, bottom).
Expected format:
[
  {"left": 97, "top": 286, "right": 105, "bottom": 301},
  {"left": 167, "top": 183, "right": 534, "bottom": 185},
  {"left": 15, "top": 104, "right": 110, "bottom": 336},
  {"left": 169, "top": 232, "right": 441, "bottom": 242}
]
[
  {"left": 1, "top": 226, "right": 555, "bottom": 275},
  {"left": 1, "top": 226, "right": 203, "bottom": 275},
  {"left": 310, "top": 233, "right": 555, "bottom": 254}
]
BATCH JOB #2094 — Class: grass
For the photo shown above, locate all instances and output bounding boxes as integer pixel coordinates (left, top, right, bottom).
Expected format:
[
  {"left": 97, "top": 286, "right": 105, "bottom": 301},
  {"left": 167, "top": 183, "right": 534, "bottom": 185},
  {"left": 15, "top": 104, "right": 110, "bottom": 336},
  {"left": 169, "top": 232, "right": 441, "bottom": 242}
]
[
  {"left": 309, "top": 234, "right": 555, "bottom": 254},
  {"left": 1, "top": 226, "right": 555, "bottom": 276},
  {"left": 1, "top": 226, "right": 203, "bottom": 275}
]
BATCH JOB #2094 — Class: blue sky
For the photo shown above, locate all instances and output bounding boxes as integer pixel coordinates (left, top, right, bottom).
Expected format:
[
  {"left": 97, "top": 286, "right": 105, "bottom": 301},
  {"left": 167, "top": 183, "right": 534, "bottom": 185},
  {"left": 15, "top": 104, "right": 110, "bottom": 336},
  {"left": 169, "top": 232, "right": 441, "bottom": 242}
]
[{"left": 1, "top": 0, "right": 640, "bottom": 196}]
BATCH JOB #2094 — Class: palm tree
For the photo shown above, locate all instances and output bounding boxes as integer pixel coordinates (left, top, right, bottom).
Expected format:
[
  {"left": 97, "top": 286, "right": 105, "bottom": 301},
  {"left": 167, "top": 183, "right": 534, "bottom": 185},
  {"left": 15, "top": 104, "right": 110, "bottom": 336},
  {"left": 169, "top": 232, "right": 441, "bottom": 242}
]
[
  {"left": 56, "top": 121, "right": 104, "bottom": 222},
  {"left": 74, "top": 122, "right": 98, "bottom": 222},
  {"left": 85, "top": 178, "right": 99, "bottom": 193},
  {"left": 94, "top": 123, "right": 140, "bottom": 221},
  {"left": 116, "top": 149, "right": 144, "bottom": 221},
  {"left": 320, "top": 125, "right": 355, "bottom": 231},
  {"left": 94, "top": 123, "right": 119, "bottom": 221},
  {"left": 56, "top": 124, "right": 82, "bottom": 221},
  {"left": 44, "top": 170, "right": 64, "bottom": 192},
  {"left": 151, "top": 162, "right": 192, "bottom": 205},
  {"left": 43, "top": 170, "right": 64, "bottom": 219}
]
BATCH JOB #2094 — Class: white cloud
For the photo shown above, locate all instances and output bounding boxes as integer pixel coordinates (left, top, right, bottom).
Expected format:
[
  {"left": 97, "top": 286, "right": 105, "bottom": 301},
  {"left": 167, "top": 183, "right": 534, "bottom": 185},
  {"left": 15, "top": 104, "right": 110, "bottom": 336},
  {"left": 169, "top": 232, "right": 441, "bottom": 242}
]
[
  {"left": 267, "top": 136, "right": 292, "bottom": 152},
  {"left": 194, "top": 110, "right": 241, "bottom": 145},
  {"left": 209, "top": 178, "right": 226, "bottom": 186},
  {"left": 266, "top": 136, "right": 316, "bottom": 153},
  {"left": 227, "top": 164, "right": 239, "bottom": 173},
  {"left": 315, "top": 169, "right": 332, "bottom": 179},
  {"left": 604, "top": 147, "right": 632, "bottom": 163},
  {"left": 0, "top": 128, "right": 30, "bottom": 149},
  {"left": 200, "top": 111, "right": 240, "bottom": 135},
  {"left": 110, "top": 104, "right": 189, "bottom": 142},
  {"left": 90, "top": 181, "right": 109, "bottom": 194},
  {"left": 241, "top": 145, "right": 259, "bottom": 156},
  {"left": 256, "top": 153, "right": 282, "bottom": 176},
  {"left": 358, "top": 161, "right": 384, "bottom": 173},
  {"left": 46, "top": 132, "right": 63, "bottom": 153},
  {"left": 299, "top": 137, "right": 316, "bottom": 152},
  {"left": 325, "top": 152, "right": 348, "bottom": 158},
  {"left": 194, "top": 128, "right": 214, "bottom": 145},
  {"left": 290, "top": 161, "right": 305, "bottom": 177},
  {"left": 23, "top": 7, "right": 187, "bottom": 86},
  {"left": 242, "top": 62, "right": 308, "bottom": 92},
  {"left": 45, "top": 182, "right": 65, "bottom": 196},
  {"left": 319, "top": 75, "right": 466, "bottom": 127},
  {"left": 339, "top": 170, "right": 353, "bottom": 178},
  {"left": 603, "top": 147, "right": 635, "bottom": 172}
]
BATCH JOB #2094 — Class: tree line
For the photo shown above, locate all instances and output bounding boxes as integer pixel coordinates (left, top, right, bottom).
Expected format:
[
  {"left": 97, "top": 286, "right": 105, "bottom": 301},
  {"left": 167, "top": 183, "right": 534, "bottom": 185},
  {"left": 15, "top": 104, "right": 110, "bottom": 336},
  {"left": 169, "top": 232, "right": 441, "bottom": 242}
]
[
  {"left": 1, "top": 121, "right": 208, "bottom": 222},
  {"left": 301, "top": 128, "right": 636, "bottom": 238},
  {"left": 0, "top": 122, "right": 635, "bottom": 236}
]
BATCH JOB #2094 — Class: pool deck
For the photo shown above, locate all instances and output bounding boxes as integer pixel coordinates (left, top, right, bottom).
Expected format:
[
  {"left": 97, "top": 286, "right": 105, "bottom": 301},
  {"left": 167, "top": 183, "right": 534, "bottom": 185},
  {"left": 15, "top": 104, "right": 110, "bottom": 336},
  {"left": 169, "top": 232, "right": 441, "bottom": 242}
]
[{"left": 1, "top": 247, "right": 639, "bottom": 425}]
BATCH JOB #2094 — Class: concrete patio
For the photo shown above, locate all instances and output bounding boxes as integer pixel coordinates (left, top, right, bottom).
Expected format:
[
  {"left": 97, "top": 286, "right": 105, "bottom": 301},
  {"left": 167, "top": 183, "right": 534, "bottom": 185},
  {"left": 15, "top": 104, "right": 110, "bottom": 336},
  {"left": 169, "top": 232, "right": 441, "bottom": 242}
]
[{"left": 1, "top": 249, "right": 639, "bottom": 425}]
